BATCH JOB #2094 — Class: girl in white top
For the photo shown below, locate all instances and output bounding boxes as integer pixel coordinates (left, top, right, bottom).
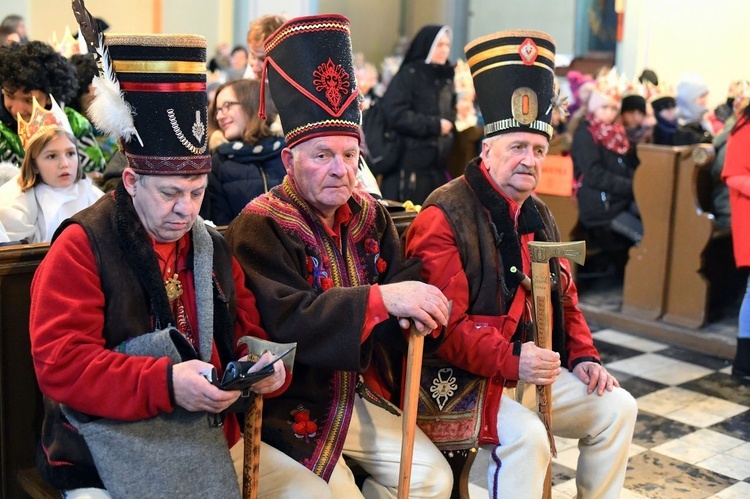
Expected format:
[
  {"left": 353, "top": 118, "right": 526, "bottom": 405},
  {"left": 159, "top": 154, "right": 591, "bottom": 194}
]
[{"left": 0, "top": 127, "right": 103, "bottom": 243}]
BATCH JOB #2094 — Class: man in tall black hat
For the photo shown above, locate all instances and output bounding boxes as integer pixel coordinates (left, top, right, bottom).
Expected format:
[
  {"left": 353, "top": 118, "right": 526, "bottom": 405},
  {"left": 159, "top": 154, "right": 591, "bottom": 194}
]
[
  {"left": 405, "top": 30, "right": 637, "bottom": 497},
  {"left": 29, "top": 21, "right": 327, "bottom": 498},
  {"left": 226, "top": 14, "right": 453, "bottom": 497}
]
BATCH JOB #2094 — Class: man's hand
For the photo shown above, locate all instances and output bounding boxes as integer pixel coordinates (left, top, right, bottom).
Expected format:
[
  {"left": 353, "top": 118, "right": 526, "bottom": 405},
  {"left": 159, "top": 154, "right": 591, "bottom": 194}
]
[
  {"left": 172, "top": 359, "right": 241, "bottom": 413},
  {"left": 518, "top": 342, "right": 561, "bottom": 385},
  {"left": 379, "top": 281, "right": 450, "bottom": 334},
  {"left": 573, "top": 361, "right": 620, "bottom": 395},
  {"left": 242, "top": 351, "right": 287, "bottom": 395}
]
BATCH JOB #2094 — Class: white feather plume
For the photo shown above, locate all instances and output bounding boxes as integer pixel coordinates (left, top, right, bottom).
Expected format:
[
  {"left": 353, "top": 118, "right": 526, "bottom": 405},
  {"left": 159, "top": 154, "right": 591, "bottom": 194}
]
[{"left": 88, "top": 34, "right": 143, "bottom": 146}]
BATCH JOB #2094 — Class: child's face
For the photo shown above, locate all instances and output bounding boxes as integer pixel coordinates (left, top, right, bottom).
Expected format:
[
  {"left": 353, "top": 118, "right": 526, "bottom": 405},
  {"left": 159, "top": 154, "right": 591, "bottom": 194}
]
[
  {"left": 659, "top": 107, "right": 678, "bottom": 122},
  {"left": 35, "top": 134, "right": 79, "bottom": 189},
  {"left": 594, "top": 103, "right": 620, "bottom": 125}
]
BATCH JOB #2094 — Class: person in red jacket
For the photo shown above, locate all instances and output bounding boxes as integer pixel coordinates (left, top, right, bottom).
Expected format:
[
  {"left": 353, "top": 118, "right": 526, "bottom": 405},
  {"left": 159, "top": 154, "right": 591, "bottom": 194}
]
[
  {"left": 29, "top": 26, "right": 327, "bottom": 498},
  {"left": 405, "top": 30, "right": 637, "bottom": 498},
  {"left": 722, "top": 93, "right": 750, "bottom": 381}
]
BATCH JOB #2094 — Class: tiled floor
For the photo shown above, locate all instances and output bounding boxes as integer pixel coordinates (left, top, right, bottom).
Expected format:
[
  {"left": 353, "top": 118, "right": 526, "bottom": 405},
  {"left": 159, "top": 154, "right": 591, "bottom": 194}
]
[{"left": 465, "top": 329, "right": 750, "bottom": 498}]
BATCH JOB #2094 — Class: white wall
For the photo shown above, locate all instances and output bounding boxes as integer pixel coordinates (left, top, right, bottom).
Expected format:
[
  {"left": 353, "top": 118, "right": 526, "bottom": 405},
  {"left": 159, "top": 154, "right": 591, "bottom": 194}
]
[
  {"left": 618, "top": 0, "right": 747, "bottom": 109},
  {"left": 467, "top": 0, "right": 576, "bottom": 59}
]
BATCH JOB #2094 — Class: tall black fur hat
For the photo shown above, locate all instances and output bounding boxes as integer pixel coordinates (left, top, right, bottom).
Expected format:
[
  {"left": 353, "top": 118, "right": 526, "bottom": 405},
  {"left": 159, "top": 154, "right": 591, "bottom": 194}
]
[
  {"left": 260, "top": 14, "right": 361, "bottom": 148},
  {"left": 465, "top": 30, "right": 558, "bottom": 139}
]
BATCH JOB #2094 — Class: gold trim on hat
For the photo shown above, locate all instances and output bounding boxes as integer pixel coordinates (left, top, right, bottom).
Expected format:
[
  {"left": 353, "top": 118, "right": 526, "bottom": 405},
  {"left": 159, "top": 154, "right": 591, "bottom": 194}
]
[
  {"left": 113, "top": 60, "right": 206, "bottom": 74},
  {"left": 467, "top": 44, "right": 555, "bottom": 70},
  {"left": 485, "top": 118, "right": 553, "bottom": 139},
  {"left": 265, "top": 20, "right": 350, "bottom": 52},
  {"left": 285, "top": 118, "right": 360, "bottom": 140},
  {"left": 471, "top": 60, "right": 554, "bottom": 78},
  {"left": 105, "top": 34, "right": 206, "bottom": 48},
  {"left": 464, "top": 29, "right": 555, "bottom": 54}
]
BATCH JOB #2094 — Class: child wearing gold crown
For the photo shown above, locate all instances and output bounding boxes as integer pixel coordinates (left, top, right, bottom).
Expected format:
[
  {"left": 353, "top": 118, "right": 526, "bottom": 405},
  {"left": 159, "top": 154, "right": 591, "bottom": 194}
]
[
  {"left": 0, "top": 95, "right": 103, "bottom": 243},
  {"left": 0, "top": 40, "right": 106, "bottom": 175}
]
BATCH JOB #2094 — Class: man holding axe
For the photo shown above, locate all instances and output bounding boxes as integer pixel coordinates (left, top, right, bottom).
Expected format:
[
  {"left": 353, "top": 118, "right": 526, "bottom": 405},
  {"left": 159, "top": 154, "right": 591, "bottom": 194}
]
[{"left": 406, "top": 29, "right": 637, "bottom": 498}]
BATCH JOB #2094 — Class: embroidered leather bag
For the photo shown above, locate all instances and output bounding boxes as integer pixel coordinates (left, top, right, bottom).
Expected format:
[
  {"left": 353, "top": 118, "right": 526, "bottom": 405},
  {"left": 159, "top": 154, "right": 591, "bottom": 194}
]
[{"left": 416, "top": 355, "right": 487, "bottom": 451}]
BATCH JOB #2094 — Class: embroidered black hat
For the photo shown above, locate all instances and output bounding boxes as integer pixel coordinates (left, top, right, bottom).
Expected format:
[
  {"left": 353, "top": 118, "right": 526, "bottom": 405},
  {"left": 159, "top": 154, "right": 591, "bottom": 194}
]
[
  {"left": 260, "top": 14, "right": 361, "bottom": 148},
  {"left": 98, "top": 34, "right": 210, "bottom": 175},
  {"left": 465, "top": 30, "right": 558, "bottom": 139}
]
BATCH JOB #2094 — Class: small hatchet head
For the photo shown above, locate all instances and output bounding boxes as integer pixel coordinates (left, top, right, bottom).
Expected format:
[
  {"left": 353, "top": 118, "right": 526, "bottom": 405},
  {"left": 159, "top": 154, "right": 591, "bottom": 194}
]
[{"left": 528, "top": 240, "right": 586, "bottom": 266}]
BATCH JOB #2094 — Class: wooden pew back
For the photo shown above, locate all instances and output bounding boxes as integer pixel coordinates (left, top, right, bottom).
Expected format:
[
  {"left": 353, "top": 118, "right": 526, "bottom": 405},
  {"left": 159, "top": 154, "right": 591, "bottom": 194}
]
[
  {"left": 0, "top": 243, "right": 49, "bottom": 499},
  {"left": 621, "top": 144, "right": 683, "bottom": 320}
]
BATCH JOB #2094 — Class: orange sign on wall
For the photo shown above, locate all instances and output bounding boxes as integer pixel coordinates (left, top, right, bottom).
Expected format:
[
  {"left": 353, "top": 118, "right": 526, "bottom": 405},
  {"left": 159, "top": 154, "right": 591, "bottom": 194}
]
[{"left": 535, "top": 155, "right": 574, "bottom": 197}]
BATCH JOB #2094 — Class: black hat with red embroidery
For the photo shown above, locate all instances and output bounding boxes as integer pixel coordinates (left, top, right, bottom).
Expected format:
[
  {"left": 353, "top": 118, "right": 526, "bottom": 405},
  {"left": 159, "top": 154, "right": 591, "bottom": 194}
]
[
  {"left": 465, "top": 30, "right": 562, "bottom": 140},
  {"left": 260, "top": 14, "right": 361, "bottom": 148}
]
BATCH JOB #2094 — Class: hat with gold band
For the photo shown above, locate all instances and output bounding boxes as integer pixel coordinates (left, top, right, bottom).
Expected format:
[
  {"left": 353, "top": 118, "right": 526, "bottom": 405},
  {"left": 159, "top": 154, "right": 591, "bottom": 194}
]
[
  {"left": 260, "top": 14, "right": 361, "bottom": 148},
  {"left": 465, "top": 30, "right": 557, "bottom": 139},
  {"left": 101, "top": 34, "right": 210, "bottom": 175}
]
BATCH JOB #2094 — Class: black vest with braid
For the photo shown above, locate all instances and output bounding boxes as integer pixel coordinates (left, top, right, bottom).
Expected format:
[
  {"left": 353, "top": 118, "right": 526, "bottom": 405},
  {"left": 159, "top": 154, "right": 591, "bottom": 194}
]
[
  {"left": 37, "top": 185, "right": 237, "bottom": 491},
  {"left": 422, "top": 158, "right": 569, "bottom": 362}
]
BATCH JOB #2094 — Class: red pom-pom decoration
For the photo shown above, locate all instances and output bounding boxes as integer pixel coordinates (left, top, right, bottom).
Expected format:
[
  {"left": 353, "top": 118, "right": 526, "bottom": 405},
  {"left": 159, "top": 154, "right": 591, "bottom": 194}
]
[{"left": 376, "top": 257, "right": 387, "bottom": 273}]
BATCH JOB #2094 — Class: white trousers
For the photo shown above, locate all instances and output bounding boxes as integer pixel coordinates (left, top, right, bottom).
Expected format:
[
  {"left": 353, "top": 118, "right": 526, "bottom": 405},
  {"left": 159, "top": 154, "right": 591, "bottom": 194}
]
[
  {"left": 488, "top": 369, "right": 637, "bottom": 499},
  {"left": 64, "top": 440, "right": 330, "bottom": 499},
  {"left": 65, "top": 396, "right": 454, "bottom": 499},
  {"left": 328, "top": 395, "right": 454, "bottom": 499}
]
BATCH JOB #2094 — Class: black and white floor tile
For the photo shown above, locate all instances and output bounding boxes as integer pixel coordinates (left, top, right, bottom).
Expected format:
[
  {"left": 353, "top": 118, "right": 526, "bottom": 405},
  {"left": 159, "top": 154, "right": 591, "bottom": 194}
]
[{"left": 466, "top": 329, "right": 750, "bottom": 498}]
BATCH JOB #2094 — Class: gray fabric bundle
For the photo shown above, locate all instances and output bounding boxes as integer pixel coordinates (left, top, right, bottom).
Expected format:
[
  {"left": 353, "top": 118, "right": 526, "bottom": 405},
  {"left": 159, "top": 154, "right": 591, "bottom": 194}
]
[
  {"left": 63, "top": 218, "right": 240, "bottom": 498},
  {"left": 64, "top": 407, "right": 240, "bottom": 499}
]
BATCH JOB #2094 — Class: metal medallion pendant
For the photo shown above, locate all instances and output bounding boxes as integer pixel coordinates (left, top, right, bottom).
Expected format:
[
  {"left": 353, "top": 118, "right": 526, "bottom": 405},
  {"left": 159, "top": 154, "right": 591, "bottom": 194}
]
[{"left": 165, "top": 273, "right": 183, "bottom": 301}]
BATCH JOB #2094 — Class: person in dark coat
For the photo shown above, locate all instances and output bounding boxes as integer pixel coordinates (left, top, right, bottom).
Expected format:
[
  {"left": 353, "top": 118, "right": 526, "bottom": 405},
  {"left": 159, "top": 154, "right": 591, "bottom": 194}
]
[
  {"left": 203, "top": 78, "right": 286, "bottom": 226},
  {"left": 650, "top": 94, "right": 678, "bottom": 145},
  {"left": 380, "top": 25, "right": 456, "bottom": 204},
  {"left": 571, "top": 72, "right": 641, "bottom": 266}
]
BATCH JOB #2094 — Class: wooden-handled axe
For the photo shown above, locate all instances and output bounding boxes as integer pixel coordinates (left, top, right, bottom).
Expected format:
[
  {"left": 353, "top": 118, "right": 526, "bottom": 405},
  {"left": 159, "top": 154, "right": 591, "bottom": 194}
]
[{"left": 528, "top": 240, "right": 585, "bottom": 499}]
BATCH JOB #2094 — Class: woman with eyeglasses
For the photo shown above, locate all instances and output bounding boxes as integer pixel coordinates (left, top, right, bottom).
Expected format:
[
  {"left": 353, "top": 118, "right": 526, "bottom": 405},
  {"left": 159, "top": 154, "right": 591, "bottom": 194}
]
[{"left": 202, "top": 78, "right": 285, "bottom": 226}]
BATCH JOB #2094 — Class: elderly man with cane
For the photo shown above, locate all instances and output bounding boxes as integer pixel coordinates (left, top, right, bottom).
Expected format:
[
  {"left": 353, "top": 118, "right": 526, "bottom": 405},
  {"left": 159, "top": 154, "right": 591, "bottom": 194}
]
[{"left": 226, "top": 13, "right": 453, "bottom": 499}]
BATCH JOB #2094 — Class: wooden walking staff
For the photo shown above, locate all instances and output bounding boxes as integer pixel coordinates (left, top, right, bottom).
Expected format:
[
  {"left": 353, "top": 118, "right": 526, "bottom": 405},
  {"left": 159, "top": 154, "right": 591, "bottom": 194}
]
[
  {"left": 398, "top": 302, "right": 451, "bottom": 499},
  {"left": 398, "top": 322, "right": 425, "bottom": 499},
  {"left": 237, "top": 337, "right": 297, "bottom": 499},
  {"left": 528, "top": 241, "right": 586, "bottom": 499}
]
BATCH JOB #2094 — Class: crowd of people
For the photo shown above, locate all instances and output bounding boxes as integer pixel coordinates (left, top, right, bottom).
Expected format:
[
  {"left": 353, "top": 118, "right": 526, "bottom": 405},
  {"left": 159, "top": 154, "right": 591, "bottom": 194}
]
[{"left": 0, "top": 5, "right": 747, "bottom": 498}]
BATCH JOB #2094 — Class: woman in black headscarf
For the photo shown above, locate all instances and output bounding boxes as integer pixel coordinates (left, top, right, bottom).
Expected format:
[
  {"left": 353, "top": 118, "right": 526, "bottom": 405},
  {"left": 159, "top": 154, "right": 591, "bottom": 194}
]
[{"left": 379, "top": 25, "right": 455, "bottom": 203}]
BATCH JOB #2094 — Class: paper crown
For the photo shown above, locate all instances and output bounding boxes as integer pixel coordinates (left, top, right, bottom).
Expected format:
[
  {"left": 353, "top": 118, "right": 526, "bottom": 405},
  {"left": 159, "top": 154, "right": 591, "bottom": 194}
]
[
  {"left": 465, "top": 30, "right": 559, "bottom": 139},
  {"left": 260, "top": 14, "right": 361, "bottom": 148},
  {"left": 51, "top": 26, "right": 87, "bottom": 58},
  {"left": 17, "top": 95, "right": 74, "bottom": 151}
]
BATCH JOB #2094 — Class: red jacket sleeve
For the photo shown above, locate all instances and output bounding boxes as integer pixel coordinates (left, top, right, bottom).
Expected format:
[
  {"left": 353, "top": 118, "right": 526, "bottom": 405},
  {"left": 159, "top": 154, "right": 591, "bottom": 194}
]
[
  {"left": 405, "top": 206, "right": 521, "bottom": 380},
  {"left": 29, "top": 224, "right": 174, "bottom": 420}
]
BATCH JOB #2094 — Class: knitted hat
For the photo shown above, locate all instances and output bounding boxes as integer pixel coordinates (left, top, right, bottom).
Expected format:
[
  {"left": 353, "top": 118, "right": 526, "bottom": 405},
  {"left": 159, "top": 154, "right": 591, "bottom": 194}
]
[
  {"left": 73, "top": 0, "right": 210, "bottom": 175},
  {"left": 465, "top": 29, "right": 560, "bottom": 139},
  {"left": 676, "top": 72, "right": 709, "bottom": 122},
  {"left": 621, "top": 92, "right": 646, "bottom": 114},
  {"left": 260, "top": 14, "right": 361, "bottom": 148}
]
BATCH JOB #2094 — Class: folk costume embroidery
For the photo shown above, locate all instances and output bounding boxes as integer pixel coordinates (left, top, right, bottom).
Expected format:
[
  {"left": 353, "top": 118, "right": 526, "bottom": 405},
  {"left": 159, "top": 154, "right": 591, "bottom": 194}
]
[{"left": 242, "top": 178, "right": 390, "bottom": 480}]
